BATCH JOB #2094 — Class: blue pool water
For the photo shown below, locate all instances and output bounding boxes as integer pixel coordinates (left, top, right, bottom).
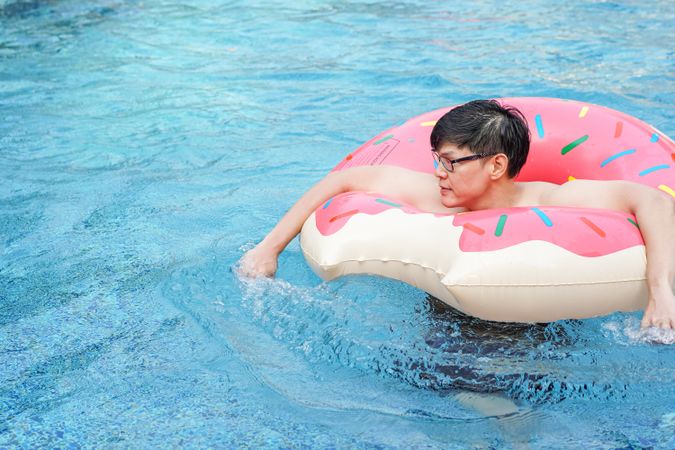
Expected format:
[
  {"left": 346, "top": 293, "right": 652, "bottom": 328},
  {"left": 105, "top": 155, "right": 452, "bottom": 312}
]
[{"left": 1, "top": 0, "right": 674, "bottom": 448}]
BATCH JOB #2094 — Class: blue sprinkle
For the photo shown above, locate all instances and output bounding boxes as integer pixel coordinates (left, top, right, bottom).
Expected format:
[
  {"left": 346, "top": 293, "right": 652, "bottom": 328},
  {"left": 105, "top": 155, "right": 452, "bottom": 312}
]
[
  {"left": 600, "top": 149, "right": 636, "bottom": 167},
  {"left": 375, "top": 198, "right": 402, "bottom": 207},
  {"left": 322, "top": 198, "right": 333, "bottom": 209},
  {"left": 650, "top": 133, "right": 659, "bottom": 143},
  {"left": 532, "top": 207, "right": 553, "bottom": 227},
  {"left": 535, "top": 114, "right": 544, "bottom": 139},
  {"left": 433, "top": 159, "right": 438, "bottom": 169},
  {"left": 639, "top": 164, "right": 670, "bottom": 176}
]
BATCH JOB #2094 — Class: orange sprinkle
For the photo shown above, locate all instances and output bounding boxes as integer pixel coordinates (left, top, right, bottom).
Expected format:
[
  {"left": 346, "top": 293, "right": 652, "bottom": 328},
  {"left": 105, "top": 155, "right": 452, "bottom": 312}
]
[
  {"left": 329, "top": 209, "right": 359, "bottom": 223},
  {"left": 463, "top": 223, "right": 485, "bottom": 235},
  {"left": 671, "top": 153, "right": 675, "bottom": 163},
  {"left": 614, "top": 121, "right": 623, "bottom": 138},
  {"left": 580, "top": 217, "right": 606, "bottom": 237},
  {"left": 346, "top": 154, "right": 353, "bottom": 161}
]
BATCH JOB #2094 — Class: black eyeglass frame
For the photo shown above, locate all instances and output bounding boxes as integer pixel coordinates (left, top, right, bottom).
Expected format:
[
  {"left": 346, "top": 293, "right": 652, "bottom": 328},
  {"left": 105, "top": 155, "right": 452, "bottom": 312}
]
[{"left": 431, "top": 150, "right": 491, "bottom": 173}]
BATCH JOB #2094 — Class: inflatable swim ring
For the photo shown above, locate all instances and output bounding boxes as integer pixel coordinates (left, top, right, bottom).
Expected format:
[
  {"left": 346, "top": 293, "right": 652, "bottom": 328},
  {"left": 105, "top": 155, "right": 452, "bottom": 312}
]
[{"left": 299, "top": 98, "right": 675, "bottom": 323}]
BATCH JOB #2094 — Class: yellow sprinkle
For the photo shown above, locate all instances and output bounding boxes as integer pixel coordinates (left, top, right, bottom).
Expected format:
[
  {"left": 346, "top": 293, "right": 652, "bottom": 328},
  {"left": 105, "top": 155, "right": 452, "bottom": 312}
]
[
  {"left": 579, "top": 106, "right": 589, "bottom": 118},
  {"left": 421, "top": 121, "right": 437, "bottom": 127},
  {"left": 568, "top": 175, "right": 576, "bottom": 181},
  {"left": 658, "top": 184, "right": 675, "bottom": 198}
]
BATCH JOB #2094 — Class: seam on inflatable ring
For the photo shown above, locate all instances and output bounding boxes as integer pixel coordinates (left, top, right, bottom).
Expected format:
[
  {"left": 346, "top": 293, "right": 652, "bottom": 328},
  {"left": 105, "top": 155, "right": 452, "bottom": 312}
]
[
  {"left": 299, "top": 252, "right": 448, "bottom": 277},
  {"left": 447, "top": 278, "right": 646, "bottom": 287},
  {"left": 300, "top": 252, "right": 645, "bottom": 286}
]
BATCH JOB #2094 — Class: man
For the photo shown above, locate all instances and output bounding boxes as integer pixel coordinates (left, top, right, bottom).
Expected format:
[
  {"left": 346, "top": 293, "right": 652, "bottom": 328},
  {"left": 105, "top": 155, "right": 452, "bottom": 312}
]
[{"left": 240, "top": 100, "right": 675, "bottom": 329}]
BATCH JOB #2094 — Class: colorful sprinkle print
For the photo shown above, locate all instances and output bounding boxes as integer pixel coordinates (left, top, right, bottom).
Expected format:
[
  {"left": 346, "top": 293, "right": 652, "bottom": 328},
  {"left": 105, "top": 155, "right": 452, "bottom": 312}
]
[
  {"left": 639, "top": 164, "right": 669, "bottom": 177},
  {"left": 375, "top": 198, "right": 402, "bottom": 207},
  {"left": 531, "top": 208, "right": 553, "bottom": 227},
  {"left": 580, "top": 216, "right": 606, "bottom": 237},
  {"left": 374, "top": 134, "right": 394, "bottom": 145},
  {"left": 535, "top": 114, "right": 544, "bottom": 139},
  {"left": 658, "top": 184, "right": 675, "bottom": 197},
  {"left": 463, "top": 223, "right": 485, "bottom": 235},
  {"left": 315, "top": 194, "right": 645, "bottom": 257},
  {"left": 495, "top": 214, "right": 508, "bottom": 237},
  {"left": 561, "top": 135, "right": 589, "bottom": 155},
  {"left": 317, "top": 98, "right": 673, "bottom": 259},
  {"left": 600, "top": 149, "right": 636, "bottom": 167},
  {"left": 451, "top": 207, "right": 643, "bottom": 256}
]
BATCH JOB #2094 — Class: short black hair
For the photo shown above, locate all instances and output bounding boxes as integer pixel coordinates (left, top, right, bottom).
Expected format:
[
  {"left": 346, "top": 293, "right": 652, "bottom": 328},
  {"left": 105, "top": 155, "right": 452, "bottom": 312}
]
[{"left": 430, "top": 99, "right": 531, "bottom": 178}]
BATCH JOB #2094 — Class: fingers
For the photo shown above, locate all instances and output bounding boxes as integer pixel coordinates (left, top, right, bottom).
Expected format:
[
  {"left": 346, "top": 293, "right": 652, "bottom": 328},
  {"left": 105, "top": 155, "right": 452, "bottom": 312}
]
[
  {"left": 641, "top": 313, "right": 675, "bottom": 330},
  {"left": 236, "top": 256, "right": 261, "bottom": 278},
  {"left": 651, "top": 319, "right": 669, "bottom": 329},
  {"left": 640, "top": 317, "right": 649, "bottom": 329},
  {"left": 237, "top": 247, "right": 279, "bottom": 278},
  {"left": 640, "top": 303, "right": 654, "bottom": 329},
  {"left": 239, "top": 262, "right": 268, "bottom": 278},
  {"left": 236, "top": 256, "right": 276, "bottom": 278}
]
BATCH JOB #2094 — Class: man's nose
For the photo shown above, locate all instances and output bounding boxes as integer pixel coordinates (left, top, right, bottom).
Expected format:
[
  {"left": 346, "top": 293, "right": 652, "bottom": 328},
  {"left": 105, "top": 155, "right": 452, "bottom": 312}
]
[{"left": 435, "top": 163, "right": 448, "bottom": 179}]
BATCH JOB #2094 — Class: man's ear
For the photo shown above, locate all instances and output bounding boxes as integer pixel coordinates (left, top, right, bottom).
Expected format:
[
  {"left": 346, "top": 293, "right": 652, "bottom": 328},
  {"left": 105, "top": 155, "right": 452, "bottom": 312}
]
[{"left": 489, "top": 154, "right": 510, "bottom": 180}]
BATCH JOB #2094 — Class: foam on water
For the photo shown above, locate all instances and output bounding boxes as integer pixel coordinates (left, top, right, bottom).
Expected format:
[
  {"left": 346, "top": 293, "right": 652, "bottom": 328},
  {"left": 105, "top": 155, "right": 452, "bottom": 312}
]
[{"left": 603, "top": 317, "right": 675, "bottom": 345}]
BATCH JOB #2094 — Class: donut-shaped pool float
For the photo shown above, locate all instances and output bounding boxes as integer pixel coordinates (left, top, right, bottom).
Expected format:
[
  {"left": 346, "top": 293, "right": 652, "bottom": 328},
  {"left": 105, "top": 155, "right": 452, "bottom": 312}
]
[{"left": 299, "top": 98, "right": 674, "bottom": 323}]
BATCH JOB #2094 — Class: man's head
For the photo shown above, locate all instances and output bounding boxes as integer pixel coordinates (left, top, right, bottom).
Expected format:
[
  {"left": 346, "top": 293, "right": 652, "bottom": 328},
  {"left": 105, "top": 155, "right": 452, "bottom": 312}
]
[
  {"left": 430, "top": 99, "right": 530, "bottom": 178},
  {"left": 429, "top": 100, "right": 531, "bottom": 210}
]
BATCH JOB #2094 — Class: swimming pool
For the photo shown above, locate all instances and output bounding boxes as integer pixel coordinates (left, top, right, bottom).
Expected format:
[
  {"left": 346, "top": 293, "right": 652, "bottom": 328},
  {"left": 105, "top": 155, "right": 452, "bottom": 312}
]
[{"left": 1, "top": 0, "right": 674, "bottom": 447}]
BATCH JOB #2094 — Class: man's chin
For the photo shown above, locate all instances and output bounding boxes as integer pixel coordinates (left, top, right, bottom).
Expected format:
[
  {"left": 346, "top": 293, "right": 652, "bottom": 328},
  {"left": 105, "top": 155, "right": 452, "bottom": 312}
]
[{"left": 440, "top": 197, "right": 461, "bottom": 208}]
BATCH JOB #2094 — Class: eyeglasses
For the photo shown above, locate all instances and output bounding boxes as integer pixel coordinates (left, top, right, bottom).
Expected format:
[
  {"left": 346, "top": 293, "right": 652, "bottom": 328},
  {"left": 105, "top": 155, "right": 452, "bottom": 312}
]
[{"left": 431, "top": 150, "right": 490, "bottom": 173}]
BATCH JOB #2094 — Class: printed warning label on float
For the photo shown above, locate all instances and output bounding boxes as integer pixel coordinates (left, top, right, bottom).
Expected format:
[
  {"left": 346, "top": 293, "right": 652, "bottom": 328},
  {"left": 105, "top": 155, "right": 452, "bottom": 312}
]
[{"left": 348, "top": 137, "right": 400, "bottom": 168}]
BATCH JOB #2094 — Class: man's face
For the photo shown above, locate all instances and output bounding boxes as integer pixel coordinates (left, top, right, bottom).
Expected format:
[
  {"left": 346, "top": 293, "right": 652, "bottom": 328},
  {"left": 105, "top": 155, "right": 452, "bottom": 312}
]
[{"left": 434, "top": 143, "right": 493, "bottom": 209}]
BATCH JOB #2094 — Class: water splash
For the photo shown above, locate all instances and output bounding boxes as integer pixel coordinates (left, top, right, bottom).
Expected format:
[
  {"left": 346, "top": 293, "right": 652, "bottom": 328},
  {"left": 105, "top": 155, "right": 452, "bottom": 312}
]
[
  {"left": 603, "top": 317, "right": 675, "bottom": 345},
  {"left": 236, "top": 269, "right": 628, "bottom": 405}
]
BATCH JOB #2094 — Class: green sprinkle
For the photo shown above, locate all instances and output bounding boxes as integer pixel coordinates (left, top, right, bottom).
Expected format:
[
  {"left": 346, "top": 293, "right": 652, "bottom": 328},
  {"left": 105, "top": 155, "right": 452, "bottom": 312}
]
[
  {"left": 495, "top": 214, "right": 508, "bottom": 237},
  {"left": 561, "top": 135, "right": 589, "bottom": 155},
  {"left": 375, "top": 198, "right": 402, "bottom": 208},
  {"left": 627, "top": 218, "right": 639, "bottom": 229},
  {"left": 374, "top": 134, "right": 394, "bottom": 145}
]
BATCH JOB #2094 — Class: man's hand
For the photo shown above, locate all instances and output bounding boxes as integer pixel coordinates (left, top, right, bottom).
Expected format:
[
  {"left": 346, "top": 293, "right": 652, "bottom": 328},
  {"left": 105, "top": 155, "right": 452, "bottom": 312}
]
[
  {"left": 238, "top": 244, "right": 279, "bottom": 278},
  {"left": 641, "top": 284, "right": 675, "bottom": 330}
]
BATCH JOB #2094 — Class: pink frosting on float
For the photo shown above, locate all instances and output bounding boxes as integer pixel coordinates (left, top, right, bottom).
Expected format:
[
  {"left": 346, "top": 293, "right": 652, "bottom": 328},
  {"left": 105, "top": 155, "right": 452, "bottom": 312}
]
[
  {"left": 315, "top": 193, "right": 644, "bottom": 257},
  {"left": 451, "top": 207, "right": 643, "bottom": 256},
  {"left": 315, "top": 192, "right": 433, "bottom": 236},
  {"left": 317, "top": 98, "right": 674, "bottom": 256}
]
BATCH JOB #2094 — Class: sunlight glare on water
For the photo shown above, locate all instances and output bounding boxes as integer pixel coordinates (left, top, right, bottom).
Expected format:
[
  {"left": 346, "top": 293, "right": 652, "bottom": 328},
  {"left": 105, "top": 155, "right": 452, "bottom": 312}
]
[{"left": 1, "top": 0, "right": 674, "bottom": 448}]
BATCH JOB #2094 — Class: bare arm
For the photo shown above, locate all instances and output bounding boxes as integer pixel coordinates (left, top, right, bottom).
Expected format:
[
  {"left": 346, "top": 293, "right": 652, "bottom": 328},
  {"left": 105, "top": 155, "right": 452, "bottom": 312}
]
[
  {"left": 238, "top": 165, "right": 446, "bottom": 277},
  {"left": 543, "top": 180, "right": 675, "bottom": 329}
]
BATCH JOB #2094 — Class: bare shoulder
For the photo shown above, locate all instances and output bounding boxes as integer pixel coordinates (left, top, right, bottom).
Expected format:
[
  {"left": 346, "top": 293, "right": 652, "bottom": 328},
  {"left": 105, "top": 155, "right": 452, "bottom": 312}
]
[
  {"left": 540, "top": 179, "right": 647, "bottom": 212},
  {"left": 346, "top": 165, "right": 453, "bottom": 213}
]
